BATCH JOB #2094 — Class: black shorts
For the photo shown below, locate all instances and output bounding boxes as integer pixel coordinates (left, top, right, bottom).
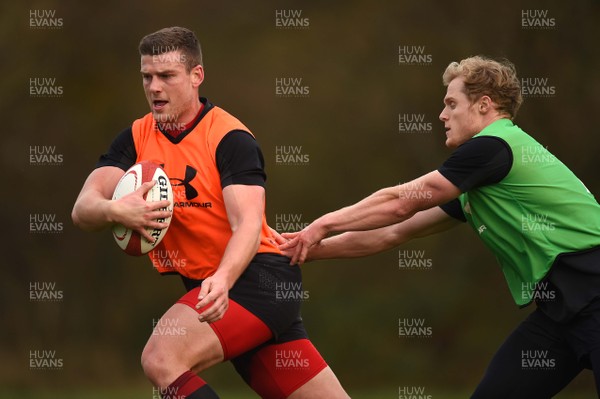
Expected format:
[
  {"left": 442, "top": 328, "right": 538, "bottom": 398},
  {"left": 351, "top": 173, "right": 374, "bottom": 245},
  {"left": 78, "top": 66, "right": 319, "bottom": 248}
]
[{"left": 180, "top": 253, "right": 308, "bottom": 343}]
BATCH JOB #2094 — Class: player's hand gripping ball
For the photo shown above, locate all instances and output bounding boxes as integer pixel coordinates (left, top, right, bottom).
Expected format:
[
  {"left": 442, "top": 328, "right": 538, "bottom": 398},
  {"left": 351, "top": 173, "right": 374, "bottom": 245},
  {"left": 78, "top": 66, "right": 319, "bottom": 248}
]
[{"left": 112, "top": 161, "right": 173, "bottom": 256}]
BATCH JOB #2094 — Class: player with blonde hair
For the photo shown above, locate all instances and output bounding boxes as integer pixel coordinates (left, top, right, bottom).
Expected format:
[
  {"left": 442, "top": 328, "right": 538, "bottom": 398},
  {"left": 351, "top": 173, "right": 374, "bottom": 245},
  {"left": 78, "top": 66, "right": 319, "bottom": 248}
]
[{"left": 282, "top": 56, "right": 600, "bottom": 397}]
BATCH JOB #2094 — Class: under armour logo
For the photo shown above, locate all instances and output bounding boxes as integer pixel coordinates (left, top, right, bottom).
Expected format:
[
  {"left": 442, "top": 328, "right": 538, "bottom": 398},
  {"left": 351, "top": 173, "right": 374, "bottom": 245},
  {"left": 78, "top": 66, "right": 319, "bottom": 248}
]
[{"left": 170, "top": 165, "right": 199, "bottom": 200}]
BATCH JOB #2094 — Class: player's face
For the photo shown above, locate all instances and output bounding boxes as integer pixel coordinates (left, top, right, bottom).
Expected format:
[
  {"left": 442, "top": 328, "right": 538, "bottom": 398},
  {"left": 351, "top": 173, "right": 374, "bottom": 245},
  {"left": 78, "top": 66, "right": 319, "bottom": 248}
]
[
  {"left": 140, "top": 51, "right": 203, "bottom": 124},
  {"left": 439, "top": 78, "right": 482, "bottom": 149}
]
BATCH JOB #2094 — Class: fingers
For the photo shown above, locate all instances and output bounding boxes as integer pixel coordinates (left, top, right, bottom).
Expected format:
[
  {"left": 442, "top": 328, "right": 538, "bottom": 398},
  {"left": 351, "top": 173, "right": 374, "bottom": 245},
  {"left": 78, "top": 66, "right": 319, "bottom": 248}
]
[
  {"left": 280, "top": 235, "right": 306, "bottom": 265},
  {"left": 285, "top": 223, "right": 327, "bottom": 264},
  {"left": 137, "top": 227, "right": 157, "bottom": 244},
  {"left": 290, "top": 241, "right": 302, "bottom": 265},
  {"left": 111, "top": 181, "right": 172, "bottom": 237},
  {"left": 287, "top": 236, "right": 311, "bottom": 265},
  {"left": 136, "top": 209, "right": 172, "bottom": 244},
  {"left": 195, "top": 281, "right": 228, "bottom": 323},
  {"left": 279, "top": 235, "right": 299, "bottom": 251},
  {"left": 195, "top": 280, "right": 211, "bottom": 310},
  {"left": 146, "top": 208, "right": 172, "bottom": 222},
  {"left": 138, "top": 182, "right": 172, "bottom": 208},
  {"left": 141, "top": 182, "right": 172, "bottom": 213},
  {"left": 138, "top": 180, "right": 156, "bottom": 196},
  {"left": 270, "top": 227, "right": 287, "bottom": 245},
  {"left": 141, "top": 179, "right": 172, "bottom": 224},
  {"left": 281, "top": 232, "right": 300, "bottom": 240},
  {"left": 298, "top": 244, "right": 309, "bottom": 265},
  {"left": 148, "top": 200, "right": 172, "bottom": 211},
  {"left": 136, "top": 221, "right": 169, "bottom": 243},
  {"left": 279, "top": 246, "right": 294, "bottom": 259},
  {"left": 198, "top": 298, "right": 228, "bottom": 323}
]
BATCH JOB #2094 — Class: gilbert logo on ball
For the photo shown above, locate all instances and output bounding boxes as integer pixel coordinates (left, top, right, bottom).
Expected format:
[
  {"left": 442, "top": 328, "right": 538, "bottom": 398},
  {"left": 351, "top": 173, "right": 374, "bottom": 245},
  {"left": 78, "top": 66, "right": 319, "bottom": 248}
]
[{"left": 112, "top": 161, "right": 173, "bottom": 256}]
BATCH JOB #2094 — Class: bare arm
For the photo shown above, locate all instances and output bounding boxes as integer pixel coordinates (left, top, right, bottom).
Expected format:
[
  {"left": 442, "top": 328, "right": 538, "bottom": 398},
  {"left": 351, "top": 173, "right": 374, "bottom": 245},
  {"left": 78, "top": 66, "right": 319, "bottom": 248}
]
[
  {"left": 71, "top": 166, "right": 171, "bottom": 241},
  {"left": 281, "top": 171, "right": 461, "bottom": 264},
  {"left": 195, "top": 184, "right": 265, "bottom": 322},
  {"left": 304, "top": 207, "right": 460, "bottom": 260}
]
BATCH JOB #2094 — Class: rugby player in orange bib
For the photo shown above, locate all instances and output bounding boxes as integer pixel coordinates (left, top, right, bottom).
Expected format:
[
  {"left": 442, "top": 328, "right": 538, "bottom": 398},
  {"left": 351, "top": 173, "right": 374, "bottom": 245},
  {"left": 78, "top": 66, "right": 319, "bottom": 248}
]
[{"left": 72, "top": 27, "right": 349, "bottom": 399}]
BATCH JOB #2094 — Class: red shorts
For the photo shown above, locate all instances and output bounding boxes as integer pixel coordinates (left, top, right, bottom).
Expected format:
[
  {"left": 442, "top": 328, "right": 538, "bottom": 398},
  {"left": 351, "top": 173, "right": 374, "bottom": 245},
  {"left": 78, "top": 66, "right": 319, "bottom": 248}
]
[{"left": 176, "top": 254, "right": 328, "bottom": 398}]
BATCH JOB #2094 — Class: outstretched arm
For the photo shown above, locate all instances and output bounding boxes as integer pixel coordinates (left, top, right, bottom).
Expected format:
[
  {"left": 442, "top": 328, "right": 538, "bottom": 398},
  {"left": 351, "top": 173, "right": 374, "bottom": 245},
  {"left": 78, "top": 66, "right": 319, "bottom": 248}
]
[
  {"left": 281, "top": 171, "right": 461, "bottom": 264},
  {"left": 294, "top": 207, "right": 460, "bottom": 261}
]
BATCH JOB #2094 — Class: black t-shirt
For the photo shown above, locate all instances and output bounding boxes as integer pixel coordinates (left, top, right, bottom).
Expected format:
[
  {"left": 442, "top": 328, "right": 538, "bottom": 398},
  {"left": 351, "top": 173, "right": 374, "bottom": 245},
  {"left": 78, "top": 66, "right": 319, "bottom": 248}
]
[
  {"left": 96, "top": 128, "right": 266, "bottom": 189},
  {"left": 437, "top": 136, "right": 512, "bottom": 222}
]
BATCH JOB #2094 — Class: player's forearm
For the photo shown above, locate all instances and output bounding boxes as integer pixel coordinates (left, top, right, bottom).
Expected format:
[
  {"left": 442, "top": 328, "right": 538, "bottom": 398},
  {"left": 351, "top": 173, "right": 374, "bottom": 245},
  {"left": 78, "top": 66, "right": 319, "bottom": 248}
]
[
  {"left": 309, "top": 224, "right": 405, "bottom": 260},
  {"left": 310, "top": 172, "right": 457, "bottom": 240},
  {"left": 71, "top": 192, "right": 116, "bottom": 232},
  {"left": 315, "top": 186, "right": 411, "bottom": 236},
  {"left": 72, "top": 167, "right": 125, "bottom": 232},
  {"left": 214, "top": 222, "right": 262, "bottom": 289},
  {"left": 308, "top": 207, "right": 461, "bottom": 261}
]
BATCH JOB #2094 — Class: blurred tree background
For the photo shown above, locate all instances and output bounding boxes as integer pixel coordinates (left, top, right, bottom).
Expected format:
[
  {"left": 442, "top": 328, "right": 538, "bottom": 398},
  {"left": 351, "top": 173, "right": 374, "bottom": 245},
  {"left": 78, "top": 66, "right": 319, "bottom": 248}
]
[{"left": 2, "top": 0, "right": 599, "bottom": 397}]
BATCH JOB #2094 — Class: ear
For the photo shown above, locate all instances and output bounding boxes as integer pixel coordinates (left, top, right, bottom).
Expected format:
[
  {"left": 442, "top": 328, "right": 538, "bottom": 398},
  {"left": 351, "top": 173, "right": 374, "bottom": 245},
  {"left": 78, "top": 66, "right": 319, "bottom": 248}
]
[
  {"left": 478, "top": 95, "right": 493, "bottom": 114},
  {"left": 190, "top": 65, "right": 204, "bottom": 88}
]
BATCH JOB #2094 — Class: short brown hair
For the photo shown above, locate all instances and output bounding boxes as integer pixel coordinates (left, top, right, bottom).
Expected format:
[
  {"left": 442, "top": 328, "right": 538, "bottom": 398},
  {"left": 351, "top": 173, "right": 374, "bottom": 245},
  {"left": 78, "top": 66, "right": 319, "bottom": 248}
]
[
  {"left": 443, "top": 56, "right": 523, "bottom": 119},
  {"left": 139, "top": 26, "right": 203, "bottom": 71}
]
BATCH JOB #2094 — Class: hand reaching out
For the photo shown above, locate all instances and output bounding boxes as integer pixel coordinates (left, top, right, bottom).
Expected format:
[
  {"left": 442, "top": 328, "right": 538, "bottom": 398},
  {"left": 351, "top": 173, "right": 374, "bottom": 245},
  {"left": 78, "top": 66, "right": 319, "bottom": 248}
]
[{"left": 278, "top": 222, "right": 328, "bottom": 265}]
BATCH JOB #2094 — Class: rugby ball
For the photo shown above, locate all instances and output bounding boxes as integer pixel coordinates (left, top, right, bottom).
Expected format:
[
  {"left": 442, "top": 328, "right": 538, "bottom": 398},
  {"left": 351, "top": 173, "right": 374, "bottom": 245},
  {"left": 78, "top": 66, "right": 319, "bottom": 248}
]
[{"left": 111, "top": 161, "right": 173, "bottom": 256}]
